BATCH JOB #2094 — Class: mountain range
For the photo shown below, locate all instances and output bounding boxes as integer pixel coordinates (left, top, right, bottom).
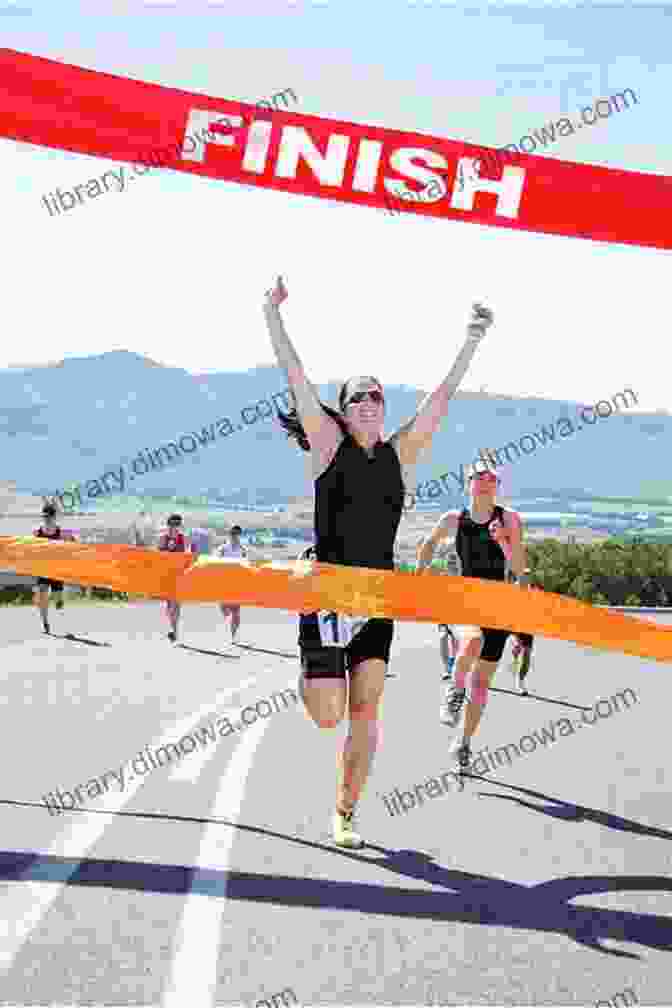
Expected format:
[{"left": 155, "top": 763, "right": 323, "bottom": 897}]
[{"left": 0, "top": 351, "right": 668, "bottom": 505}]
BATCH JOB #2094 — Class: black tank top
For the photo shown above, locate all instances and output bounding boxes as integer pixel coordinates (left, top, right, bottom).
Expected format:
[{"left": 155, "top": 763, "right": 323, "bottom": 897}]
[
  {"left": 314, "top": 435, "right": 404, "bottom": 570},
  {"left": 455, "top": 505, "right": 507, "bottom": 581}
]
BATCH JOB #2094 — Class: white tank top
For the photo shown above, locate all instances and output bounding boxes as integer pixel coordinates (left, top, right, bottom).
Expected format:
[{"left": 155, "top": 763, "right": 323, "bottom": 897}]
[
  {"left": 217, "top": 542, "right": 246, "bottom": 559},
  {"left": 190, "top": 528, "right": 211, "bottom": 555}
]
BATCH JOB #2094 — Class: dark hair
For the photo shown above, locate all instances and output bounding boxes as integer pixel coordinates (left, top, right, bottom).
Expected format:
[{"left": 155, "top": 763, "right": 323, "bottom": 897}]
[
  {"left": 231, "top": 525, "right": 242, "bottom": 534},
  {"left": 277, "top": 377, "right": 382, "bottom": 452},
  {"left": 167, "top": 513, "right": 183, "bottom": 524}
]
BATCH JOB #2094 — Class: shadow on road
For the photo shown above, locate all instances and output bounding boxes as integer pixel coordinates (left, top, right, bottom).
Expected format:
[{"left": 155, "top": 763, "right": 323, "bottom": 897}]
[
  {"left": 473, "top": 778, "right": 672, "bottom": 841},
  {"left": 48, "top": 633, "right": 112, "bottom": 648},
  {"left": 1, "top": 791, "right": 671, "bottom": 958},
  {"left": 233, "top": 642, "right": 297, "bottom": 659},
  {"left": 177, "top": 644, "right": 240, "bottom": 660},
  {"left": 489, "top": 687, "right": 591, "bottom": 712}
]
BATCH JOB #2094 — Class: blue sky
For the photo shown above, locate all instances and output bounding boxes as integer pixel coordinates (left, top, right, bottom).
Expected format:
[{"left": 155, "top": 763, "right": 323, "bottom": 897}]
[{"left": 2, "top": 0, "right": 670, "bottom": 411}]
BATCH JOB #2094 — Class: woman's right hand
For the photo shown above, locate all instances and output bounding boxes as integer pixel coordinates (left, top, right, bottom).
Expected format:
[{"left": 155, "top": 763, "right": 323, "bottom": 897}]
[{"left": 264, "top": 275, "right": 288, "bottom": 308}]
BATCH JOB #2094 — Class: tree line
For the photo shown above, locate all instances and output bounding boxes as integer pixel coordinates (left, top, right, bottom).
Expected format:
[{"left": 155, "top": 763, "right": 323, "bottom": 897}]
[{"left": 398, "top": 539, "right": 672, "bottom": 607}]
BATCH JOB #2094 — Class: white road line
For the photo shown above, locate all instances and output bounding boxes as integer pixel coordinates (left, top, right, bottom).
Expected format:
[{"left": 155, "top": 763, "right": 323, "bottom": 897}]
[
  {"left": 0, "top": 675, "right": 258, "bottom": 976},
  {"left": 167, "top": 705, "right": 238, "bottom": 782},
  {"left": 169, "top": 673, "right": 299, "bottom": 783},
  {"left": 162, "top": 716, "right": 268, "bottom": 1008}
]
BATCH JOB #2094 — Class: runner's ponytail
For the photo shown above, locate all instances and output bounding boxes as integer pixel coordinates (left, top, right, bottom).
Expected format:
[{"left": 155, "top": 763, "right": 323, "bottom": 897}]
[{"left": 277, "top": 391, "right": 350, "bottom": 451}]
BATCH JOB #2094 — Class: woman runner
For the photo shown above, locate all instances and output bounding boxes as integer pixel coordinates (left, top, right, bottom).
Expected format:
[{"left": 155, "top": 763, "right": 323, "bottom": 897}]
[
  {"left": 506, "top": 565, "right": 535, "bottom": 695},
  {"left": 264, "top": 274, "right": 494, "bottom": 847},
  {"left": 33, "top": 500, "right": 77, "bottom": 635},
  {"left": 216, "top": 525, "right": 247, "bottom": 642},
  {"left": 158, "top": 513, "right": 189, "bottom": 642},
  {"left": 417, "top": 461, "right": 529, "bottom": 772},
  {"left": 432, "top": 546, "right": 461, "bottom": 715}
]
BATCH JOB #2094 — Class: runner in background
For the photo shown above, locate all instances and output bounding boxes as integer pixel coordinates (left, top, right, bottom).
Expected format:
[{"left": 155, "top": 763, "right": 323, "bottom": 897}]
[
  {"left": 217, "top": 525, "right": 247, "bottom": 642},
  {"left": 510, "top": 632, "right": 533, "bottom": 695},
  {"left": 417, "top": 461, "right": 529, "bottom": 772},
  {"left": 505, "top": 565, "right": 536, "bottom": 695},
  {"left": 189, "top": 525, "right": 212, "bottom": 557},
  {"left": 33, "top": 500, "right": 77, "bottom": 635},
  {"left": 436, "top": 543, "right": 460, "bottom": 710},
  {"left": 129, "top": 508, "right": 156, "bottom": 548},
  {"left": 158, "top": 513, "right": 189, "bottom": 643}
]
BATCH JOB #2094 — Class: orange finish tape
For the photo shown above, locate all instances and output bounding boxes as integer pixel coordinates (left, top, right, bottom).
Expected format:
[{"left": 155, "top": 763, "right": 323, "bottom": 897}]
[{"left": 1, "top": 538, "right": 671, "bottom": 662}]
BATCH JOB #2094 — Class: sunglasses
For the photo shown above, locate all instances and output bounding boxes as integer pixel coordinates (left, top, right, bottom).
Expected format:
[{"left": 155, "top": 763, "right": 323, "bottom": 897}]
[
  {"left": 345, "top": 389, "right": 384, "bottom": 407},
  {"left": 168, "top": 521, "right": 182, "bottom": 528}
]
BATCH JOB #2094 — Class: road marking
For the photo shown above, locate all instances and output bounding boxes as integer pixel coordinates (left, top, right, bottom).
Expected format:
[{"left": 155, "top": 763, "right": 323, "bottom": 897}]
[
  {"left": 168, "top": 673, "right": 299, "bottom": 782},
  {"left": 162, "top": 715, "right": 268, "bottom": 1007},
  {"left": 0, "top": 676, "right": 257, "bottom": 975}
]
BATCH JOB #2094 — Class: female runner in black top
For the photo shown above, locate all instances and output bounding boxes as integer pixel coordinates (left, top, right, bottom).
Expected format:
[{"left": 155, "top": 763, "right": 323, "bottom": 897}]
[
  {"left": 417, "top": 462, "right": 529, "bottom": 772},
  {"left": 33, "top": 500, "right": 77, "bottom": 635},
  {"left": 264, "top": 276, "right": 494, "bottom": 846}
]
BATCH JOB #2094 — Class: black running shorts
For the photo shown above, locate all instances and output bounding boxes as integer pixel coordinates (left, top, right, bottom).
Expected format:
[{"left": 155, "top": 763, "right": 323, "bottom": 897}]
[
  {"left": 298, "top": 613, "right": 394, "bottom": 676},
  {"left": 36, "top": 577, "right": 64, "bottom": 592},
  {"left": 480, "top": 627, "right": 510, "bottom": 663}
]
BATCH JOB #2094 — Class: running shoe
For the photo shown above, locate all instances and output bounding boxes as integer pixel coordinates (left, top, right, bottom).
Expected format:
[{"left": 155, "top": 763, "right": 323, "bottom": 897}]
[
  {"left": 332, "top": 807, "right": 363, "bottom": 848},
  {"left": 42, "top": 621, "right": 50, "bottom": 635},
  {"left": 518, "top": 647, "right": 531, "bottom": 695},
  {"left": 167, "top": 631, "right": 177, "bottom": 643},
  {"left": 440, "top": 684, "right": 466, "bottom": 727},
  {"left": 449, "top": 738, "right": 472, "bottom": 774},
  {"left": 441, "top": 655, "right": 456, "bottom": 681},
  {"left": 511, "top": 650, "right": 522, "bottom": 687},
  {"left": 512, "top": 649, "right": 530, "bottom": 695}
]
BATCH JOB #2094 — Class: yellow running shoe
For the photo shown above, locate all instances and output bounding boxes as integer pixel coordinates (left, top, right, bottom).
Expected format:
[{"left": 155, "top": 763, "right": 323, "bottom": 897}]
[{"left": 332, "top": 807, "right": 363, "bottom": 848}]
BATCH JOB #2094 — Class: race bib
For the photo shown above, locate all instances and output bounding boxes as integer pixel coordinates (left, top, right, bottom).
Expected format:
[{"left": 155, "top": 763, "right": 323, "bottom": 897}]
[{"left": 317, "top": 611, "right": 368, "bottom": 648}]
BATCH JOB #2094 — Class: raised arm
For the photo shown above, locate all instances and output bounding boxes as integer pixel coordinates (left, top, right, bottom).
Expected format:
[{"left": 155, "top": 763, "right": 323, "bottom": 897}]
[
  {"left": 263, "top": 276, "right": 343, "bottom": 469},
  {"left": 416, "top": 511, "right": 460, "bottom": 571},
  {"left": 390, "top": 303, "right": 494, "bottom": 466}
]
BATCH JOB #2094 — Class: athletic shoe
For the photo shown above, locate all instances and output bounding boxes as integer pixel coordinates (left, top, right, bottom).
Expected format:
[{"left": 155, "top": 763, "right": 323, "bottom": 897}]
[
  {"left": 440, "top": 684, "right": 466, "bottom": 727},
  {"left": 511, "top": 652, "right": 522, "bottom": 688},
  {"left": 450, "top": 738, "right": 472, "bottom": 773},
  {"left": 512, "top": 651, "right": 530, "bottom": 695},
  {"left": 167, "top": 631, "right": 176, "bottom": 643},
  {"left": 332, "top": 807, "right": 363, "bottom": 848},
  {"left": 441, "top": 655, "right": 456, "bottom": 681},
  {"left": 42, "top": 622, "right": 50, "bottom": 635}
]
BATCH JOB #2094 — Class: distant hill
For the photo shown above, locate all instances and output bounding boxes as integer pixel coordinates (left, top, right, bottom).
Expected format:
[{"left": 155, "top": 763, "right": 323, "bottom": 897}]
[{"left": 0, "top": 350, "right": 668, "bottom": 504}]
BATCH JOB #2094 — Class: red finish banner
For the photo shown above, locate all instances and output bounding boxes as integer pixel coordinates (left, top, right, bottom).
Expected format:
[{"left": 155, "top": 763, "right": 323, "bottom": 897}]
[{"left": 2, "top": 48, "right": 671, "bottom": 249}]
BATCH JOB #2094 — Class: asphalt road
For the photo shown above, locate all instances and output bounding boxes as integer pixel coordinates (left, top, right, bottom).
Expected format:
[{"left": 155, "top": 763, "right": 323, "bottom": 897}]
[{"left": 0, "top": 601, "right": 669, "bottom": 1007}]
